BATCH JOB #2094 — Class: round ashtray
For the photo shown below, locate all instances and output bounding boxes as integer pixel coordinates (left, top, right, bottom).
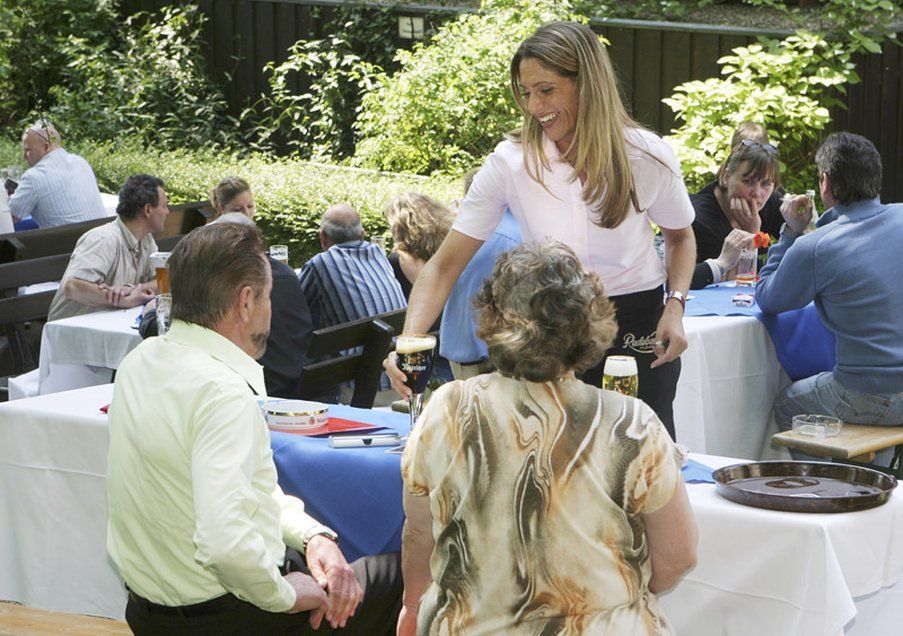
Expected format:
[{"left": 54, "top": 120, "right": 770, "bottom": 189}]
[
  {"left": 792, "top": 414, "right": 843, "bottom": 438},
  {"left": 263, "top": 400, "right": 329, "bottom": 429}
]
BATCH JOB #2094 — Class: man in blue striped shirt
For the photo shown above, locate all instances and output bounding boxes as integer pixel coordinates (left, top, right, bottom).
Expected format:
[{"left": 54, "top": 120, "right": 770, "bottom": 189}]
[{"left": 299, "top": 204, "right": 405, "bottom": 329}]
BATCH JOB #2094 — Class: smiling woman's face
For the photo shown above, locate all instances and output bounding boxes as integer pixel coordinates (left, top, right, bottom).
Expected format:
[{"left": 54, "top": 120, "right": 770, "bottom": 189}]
[{"left": 518, "top": 57, "right": 579, "bottom": 154}]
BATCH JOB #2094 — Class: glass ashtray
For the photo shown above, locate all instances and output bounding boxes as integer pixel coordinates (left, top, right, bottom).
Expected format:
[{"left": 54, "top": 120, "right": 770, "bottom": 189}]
[{"left": 792, "top": 414, "right": 843, "bottom": 438}]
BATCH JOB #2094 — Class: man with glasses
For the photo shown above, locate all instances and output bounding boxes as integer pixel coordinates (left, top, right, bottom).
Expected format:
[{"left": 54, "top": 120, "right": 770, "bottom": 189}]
[
  {"left": 7, "top": 119, "right": 106, "bottom": 227},
  {"left": 757, "top": 132, "right": 903, "bottom": 463}
]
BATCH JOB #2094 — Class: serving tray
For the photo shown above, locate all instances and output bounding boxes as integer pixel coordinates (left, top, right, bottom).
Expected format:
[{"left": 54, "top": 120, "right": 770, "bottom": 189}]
[{"left": 712, "top": 461, "right": 897, "bottom": 513}]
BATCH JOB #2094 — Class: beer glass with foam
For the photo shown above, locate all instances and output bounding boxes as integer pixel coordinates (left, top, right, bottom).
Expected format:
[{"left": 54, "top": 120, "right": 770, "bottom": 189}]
[{"left": 395, "top": 334, "right": 437, "bottom": 432}]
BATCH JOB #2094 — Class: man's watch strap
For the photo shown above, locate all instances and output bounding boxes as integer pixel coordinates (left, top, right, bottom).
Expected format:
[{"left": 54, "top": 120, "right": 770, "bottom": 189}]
[
  {"left": 302, "top": 526, "right": 338, "bottom": 553},
  {"left": 665, "top": 290, "right": 686, "bottom": 311},
  {"left": 780, "top": 223, "right": 803, "bottom": 239}
]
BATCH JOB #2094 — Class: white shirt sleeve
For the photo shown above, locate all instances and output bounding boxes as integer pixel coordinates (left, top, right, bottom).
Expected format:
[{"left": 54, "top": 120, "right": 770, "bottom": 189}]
[
  {"left": 190, "top": 394, "right": 300, "bottom": 612},
  {"left": 8, "top": 171, "right": 38, "bottom": 221},
  {"left": 451, "top": 148, "right": 510, "bottom": 241},
  {"left": 632, "top": 133, "right": 695, "bottom": 231}
]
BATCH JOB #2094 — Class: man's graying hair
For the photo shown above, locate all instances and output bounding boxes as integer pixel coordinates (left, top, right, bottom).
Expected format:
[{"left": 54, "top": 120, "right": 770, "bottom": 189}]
[
  {"left": 321, "top": 215, "right": 363, "bottom": 244},
  {"left": 815, "top": 132, "right": 882, "bottom": 204}
]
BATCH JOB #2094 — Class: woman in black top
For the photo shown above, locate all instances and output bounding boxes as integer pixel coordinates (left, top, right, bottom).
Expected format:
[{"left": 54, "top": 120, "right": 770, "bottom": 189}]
[{"left": 690, "top": 139, "right": 783, "bottom": 289}]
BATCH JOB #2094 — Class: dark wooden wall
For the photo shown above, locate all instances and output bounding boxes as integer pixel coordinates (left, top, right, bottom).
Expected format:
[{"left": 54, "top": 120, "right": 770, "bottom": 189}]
[{"left": 121, "top": 1, "right": 903, "bottom": 201}]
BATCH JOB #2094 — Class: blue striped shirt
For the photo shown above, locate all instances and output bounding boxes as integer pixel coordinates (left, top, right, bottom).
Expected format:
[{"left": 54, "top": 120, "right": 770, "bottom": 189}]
[
  {"left": 9, "top": 148, "right": 106, "bottom": 227},
  {"left": 299, "top": 240, "right": 406, "bottom": 329}
]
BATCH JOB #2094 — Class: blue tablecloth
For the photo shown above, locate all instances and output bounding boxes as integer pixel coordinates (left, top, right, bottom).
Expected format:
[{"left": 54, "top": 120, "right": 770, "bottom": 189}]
[
  {"left": 270, "top": 406, "right": 408, "bottom": 562},
  {"left": 685, "top": 285, "right": 836, "bottom": 381},
  {"left": 271, "top": 407, "right": 721, "bottom": 562}
]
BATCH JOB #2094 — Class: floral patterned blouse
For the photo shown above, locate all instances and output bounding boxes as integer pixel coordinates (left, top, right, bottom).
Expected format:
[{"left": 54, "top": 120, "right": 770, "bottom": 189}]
[{"left": 402, "top": 372, "right": 681, "bottom": 635}]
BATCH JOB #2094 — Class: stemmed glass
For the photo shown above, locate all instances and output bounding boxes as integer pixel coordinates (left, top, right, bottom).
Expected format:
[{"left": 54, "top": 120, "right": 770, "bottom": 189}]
[{"left": 395, "top": 334, "right": 437, "bottom": 434}]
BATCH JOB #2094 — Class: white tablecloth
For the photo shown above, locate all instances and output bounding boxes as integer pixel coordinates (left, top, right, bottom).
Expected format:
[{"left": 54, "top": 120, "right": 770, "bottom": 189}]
[
  {"left": 0, "top": 384, "right": 899, "bottom": 633},
  {"left": 27, "top": 312, "right": 788, "bottom": 459},
  {"left": 35, "top": 306, "right": 142, "bottom": 396}
]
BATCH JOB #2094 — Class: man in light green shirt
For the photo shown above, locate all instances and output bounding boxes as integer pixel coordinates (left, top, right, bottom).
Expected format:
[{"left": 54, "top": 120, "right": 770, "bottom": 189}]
[{"left": 107, "top": 222, "right": 400, "bottom": 634}]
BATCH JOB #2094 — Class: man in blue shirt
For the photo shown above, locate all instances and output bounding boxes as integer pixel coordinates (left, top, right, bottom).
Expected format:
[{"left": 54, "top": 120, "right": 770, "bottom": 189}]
[
  {"left": 299, "top": 203, "right": 406, "bottom": 329},
  {"left": 439, "top": 209, "right": 521, "bottom": 379},
  {"left": 9, "top": 120, "right": 106, "bottom": 227},
  {"left": 756, "top": 133, "right": 903, "bottom": 461}
]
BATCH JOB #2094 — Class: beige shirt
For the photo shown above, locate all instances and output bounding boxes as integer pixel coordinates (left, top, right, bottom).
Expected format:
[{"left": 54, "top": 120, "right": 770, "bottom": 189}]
[
  {"left": 48, "top": 216, "right": 157, "bottom": 321},
  {"left": 402, "top": 373, "right": 680, "bottom": 635},
  {"left": 107, "top": 321, "right": 326, "bottom": 611}
]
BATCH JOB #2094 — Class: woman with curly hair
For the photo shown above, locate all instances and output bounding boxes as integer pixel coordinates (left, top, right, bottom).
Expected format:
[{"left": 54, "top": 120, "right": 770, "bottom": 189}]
[
  {"left": 383, "top": 192, "right": 454, "bottom": 298},
  {"left": 398, "top": 241, "right": 697, "bottom": 635},
  {"left": 386, "top": 21, "right": 696, "bottom": 439}
]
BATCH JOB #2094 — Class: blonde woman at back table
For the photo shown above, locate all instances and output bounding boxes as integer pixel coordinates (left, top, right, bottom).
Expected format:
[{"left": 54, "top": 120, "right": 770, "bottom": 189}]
[{"left": 210, "top": 176, "right": 255, "bottom": 220}]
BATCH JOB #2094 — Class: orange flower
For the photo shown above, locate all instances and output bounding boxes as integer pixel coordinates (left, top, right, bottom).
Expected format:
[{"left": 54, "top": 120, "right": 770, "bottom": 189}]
[{"left": 753, "top": 231, "right": 773, "bottom": 249}]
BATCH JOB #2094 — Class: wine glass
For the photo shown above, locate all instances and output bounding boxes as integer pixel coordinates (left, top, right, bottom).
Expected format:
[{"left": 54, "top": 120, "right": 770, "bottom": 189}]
[
  {"left": 602, "top": 355, "right": 638, "bottom": 397},
  {"left": 395, "top": 334, "right": 437, "bottom": 434}
]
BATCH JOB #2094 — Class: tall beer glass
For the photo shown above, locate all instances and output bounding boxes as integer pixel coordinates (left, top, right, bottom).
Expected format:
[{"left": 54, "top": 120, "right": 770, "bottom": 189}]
[
  {"left": 395, "top": 334, "right": 437, "bottom": 432},
  {"left": 150, "top": 252, "right": 171, "bottom": 294},
  {"left": 602, "top": 355, "right": 639, "bottom": 397}
]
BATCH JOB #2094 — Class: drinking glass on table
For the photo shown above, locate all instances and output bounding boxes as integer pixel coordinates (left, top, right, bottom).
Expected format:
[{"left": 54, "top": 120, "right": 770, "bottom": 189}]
[
  {"left": 150, "top": 252, "right": 171, "bottom": 294},
  {"left": 156, "top": 293, "right": 172, "bottom": 335},
  {"left": 602, "top": 355, "right": 638, "bottom": 397},
  {"left": 735, "top": 247, "right": 758, "bottom": 287},
  {"left": 395, "top": 334, "right": 437, "bottom": 433},
  {"left": 269, "top": 245, "right": 289, "bottom": 265}
]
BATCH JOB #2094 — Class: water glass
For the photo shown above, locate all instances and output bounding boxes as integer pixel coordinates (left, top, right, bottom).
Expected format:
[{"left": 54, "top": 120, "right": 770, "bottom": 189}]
[
  {"left": 735, "top": 248, "right": 758, "bottom": 287},
  {"left": 156, "top": 293, "right": 172, "bottom": 335},
  {"left": 269, "top": 245, "right": 289, "bottom": 265}
]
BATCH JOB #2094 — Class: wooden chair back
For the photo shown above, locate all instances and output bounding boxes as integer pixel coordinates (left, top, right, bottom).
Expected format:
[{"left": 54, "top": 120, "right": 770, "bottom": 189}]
[
  {"left": 298, "top": 308, "right": 407, "bottom": 409},
  {"left": 0, "top": 253, "right": 71, "bottom": 296},
  {"left": 0, "top": 290, "right": 56, "bottom": 375}
]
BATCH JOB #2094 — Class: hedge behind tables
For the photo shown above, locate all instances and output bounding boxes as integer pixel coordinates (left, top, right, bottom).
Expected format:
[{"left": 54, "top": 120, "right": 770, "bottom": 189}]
[{"left": 0, "top": 139, "right": 459, "bottom": 267}]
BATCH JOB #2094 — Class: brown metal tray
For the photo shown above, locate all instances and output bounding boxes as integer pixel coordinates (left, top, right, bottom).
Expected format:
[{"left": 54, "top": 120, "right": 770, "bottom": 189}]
[{"left": 712, "top": 461, "right": 897, "bottom": 513}]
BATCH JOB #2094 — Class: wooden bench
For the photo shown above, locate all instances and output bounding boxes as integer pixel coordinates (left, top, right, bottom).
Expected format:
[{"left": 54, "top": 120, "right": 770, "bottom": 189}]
[
  {"left": 0, "top": 200, "right": 210, "bottom": 263},
  {"left": 772, "top": 424, "right": 903, "bottom": 475},
  {"left": 0, "top": 601, "right": 130, "bottom": 635}
]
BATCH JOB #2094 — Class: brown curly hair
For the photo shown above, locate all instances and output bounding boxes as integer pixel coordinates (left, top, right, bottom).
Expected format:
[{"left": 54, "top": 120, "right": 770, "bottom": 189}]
[
  {"left": 475, "top": 241, "right": 617, "bottom": 382},
  {"left": 383, "top": 192, "right": 454, "bottom": 262}
]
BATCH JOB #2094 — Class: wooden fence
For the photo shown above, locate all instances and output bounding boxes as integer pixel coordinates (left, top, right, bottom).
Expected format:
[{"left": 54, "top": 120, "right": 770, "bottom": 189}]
[{"left": 121, "top": 0, "right": 903, "bottom": 201}]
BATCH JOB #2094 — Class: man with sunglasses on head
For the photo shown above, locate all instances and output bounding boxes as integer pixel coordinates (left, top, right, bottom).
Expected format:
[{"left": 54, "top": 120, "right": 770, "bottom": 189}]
[
  {"left": 7, "top": 119, "right": 106, "bottom": 228},
  {"left": 757, "top": 132, "right": 903, "bottom": 465}
]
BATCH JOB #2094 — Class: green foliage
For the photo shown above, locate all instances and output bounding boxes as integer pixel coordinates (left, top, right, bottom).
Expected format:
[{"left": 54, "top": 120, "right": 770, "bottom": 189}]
[
  {"left": 0, "top": 137, "right": 458, "bottom": 265},
  {"left": 242, "top": 1, "right": 405, "bottom": 161},
  {"left": 243, "top": 36, "right": 381, "bottom": 160},
  {"left": 743, "top": 0, "right": 900, "bottom": 55},
  {"left": 663, "top": 32, "right": 858, "bottom": 195},
  {"left": 353, "top": 0, "right": 580, "bottom": 175},
  {"left": 574, "top": 0, "right": 717, "bottom": 21},
  {"left": 0, "top": 0, "right": 118, "bottom": 129},
  {"left": 46, "top": 5, "right": 236, "bottom": 149}
]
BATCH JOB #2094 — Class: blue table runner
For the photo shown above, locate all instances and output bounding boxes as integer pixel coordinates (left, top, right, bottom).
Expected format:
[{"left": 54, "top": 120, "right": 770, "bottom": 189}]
[{"left": 685, "top": 285, "right": 836, "bottom": 381}]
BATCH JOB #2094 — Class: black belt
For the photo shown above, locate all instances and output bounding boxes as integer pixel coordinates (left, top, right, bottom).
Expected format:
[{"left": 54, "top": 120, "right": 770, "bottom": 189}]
[{"left": 127, "top": 589, "right": 235, "bottom": 617}]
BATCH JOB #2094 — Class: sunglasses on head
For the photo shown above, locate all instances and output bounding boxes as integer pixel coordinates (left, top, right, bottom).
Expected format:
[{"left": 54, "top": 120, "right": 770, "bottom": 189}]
[{"left": 740, "top": 138, "right": 778, "bottom": 156}]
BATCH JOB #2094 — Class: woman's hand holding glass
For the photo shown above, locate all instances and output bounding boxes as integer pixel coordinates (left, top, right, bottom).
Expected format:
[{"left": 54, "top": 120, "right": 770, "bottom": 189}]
[{"left": 716, "top": 228, "right": 756, "bottom": 276}]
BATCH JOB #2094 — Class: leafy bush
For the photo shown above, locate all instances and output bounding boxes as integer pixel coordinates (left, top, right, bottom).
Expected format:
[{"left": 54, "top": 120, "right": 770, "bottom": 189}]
[
  {"left": 663, "top": 32, "right": 858, "bottom": 195},
  {"left": 0, "top": 0, "right": 118, "bottom": 129},
  {"left": 353, "top": 0, "right": 579, "bottom": 175},
  {"left": 47, "top": 5, "right": 237, "bottom": 150},
  {"left": 243, "top": 36, "right": 381, "bottom": 160},
  {"left": 0, "top": 138, "right": 459, "bottom": 266}
]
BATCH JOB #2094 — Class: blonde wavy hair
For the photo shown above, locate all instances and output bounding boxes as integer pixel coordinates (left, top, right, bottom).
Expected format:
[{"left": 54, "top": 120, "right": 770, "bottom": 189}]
[
  {"left": 383, "top": 192, "right": 454, "bottom": 262},
  {"left": 475, "top": 241, "right": 617, "bottom": 382},
  {"left": 510, "top": 21, "right": 644, "bottom": 230}
]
